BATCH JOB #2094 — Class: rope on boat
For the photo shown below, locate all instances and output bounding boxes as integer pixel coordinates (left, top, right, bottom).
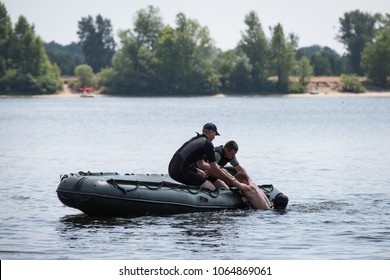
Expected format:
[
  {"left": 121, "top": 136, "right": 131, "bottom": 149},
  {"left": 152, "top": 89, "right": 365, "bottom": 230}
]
[
  {"left": 106, "top": 179, "right": 136, "bottom": 194},
  {"left": 72, "top": 171, "right": 222, "bottom": 198},
  {"left": 160, "top": 181, "right": 220, "bottom": 198},
  {"left": 105, "top": 178, "right": 221, "bottom": 198},
  {"left": 60, "top": 174, "right": 68, "bottom": 182}
]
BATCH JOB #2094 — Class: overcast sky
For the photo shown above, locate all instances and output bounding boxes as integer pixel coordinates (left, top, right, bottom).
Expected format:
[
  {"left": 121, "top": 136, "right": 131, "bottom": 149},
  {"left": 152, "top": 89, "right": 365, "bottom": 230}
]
[{"left": 3, "top": 0, "right": 389, "bottom": 54}]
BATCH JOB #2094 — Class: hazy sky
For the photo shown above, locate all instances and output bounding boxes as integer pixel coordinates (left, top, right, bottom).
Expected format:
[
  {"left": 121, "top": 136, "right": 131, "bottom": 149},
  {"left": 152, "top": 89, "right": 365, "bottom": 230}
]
[{"left": 3, "top": 0, "right": 389, "bottom": 54}]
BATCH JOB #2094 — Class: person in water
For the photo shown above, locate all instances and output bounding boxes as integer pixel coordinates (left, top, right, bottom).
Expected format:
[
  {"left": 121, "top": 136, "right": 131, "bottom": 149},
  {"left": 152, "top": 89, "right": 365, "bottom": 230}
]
[
  {"left": 168, "top": 123, "right": 249, "bottom": 191},
  {"left": 234, "top": 171, "right": 272, "bottom": 210}
]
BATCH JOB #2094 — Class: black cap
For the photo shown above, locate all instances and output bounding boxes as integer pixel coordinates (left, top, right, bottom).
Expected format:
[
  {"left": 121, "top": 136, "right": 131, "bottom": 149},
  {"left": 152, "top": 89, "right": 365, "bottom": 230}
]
[{"left": 203, "top": 123, "right": 220, "bottom": 135}]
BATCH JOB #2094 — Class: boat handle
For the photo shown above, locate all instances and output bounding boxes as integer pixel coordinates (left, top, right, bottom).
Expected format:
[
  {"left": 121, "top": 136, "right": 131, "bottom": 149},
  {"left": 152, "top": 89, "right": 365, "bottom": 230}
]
[{"left": 60, "top": 194, "right": 71, "bottom": 200}]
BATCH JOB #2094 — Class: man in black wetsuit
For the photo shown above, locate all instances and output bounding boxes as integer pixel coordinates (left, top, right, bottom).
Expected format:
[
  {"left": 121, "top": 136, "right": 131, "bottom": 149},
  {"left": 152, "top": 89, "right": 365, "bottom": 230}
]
[{"left": 168, "top": 123, "right": 247, "bottom": 191}]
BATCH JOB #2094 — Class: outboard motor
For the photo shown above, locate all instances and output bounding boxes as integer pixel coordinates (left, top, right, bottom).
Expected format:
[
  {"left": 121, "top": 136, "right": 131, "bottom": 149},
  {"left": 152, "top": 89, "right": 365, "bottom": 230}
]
[{"left": 259, "top": 184, "right": 289, "bottom": 210}]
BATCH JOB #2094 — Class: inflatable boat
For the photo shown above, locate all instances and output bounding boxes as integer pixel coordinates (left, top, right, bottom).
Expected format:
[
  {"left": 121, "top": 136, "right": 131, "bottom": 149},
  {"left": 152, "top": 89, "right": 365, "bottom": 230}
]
[{"left": 56, "top": 171, "right": 288, "bottom": 217}]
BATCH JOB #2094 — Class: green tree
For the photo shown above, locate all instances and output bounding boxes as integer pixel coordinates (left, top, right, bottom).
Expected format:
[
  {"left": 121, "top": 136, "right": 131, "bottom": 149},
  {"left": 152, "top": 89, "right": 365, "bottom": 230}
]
[
  {"left": 228, "top": 53, "right": 253, "bottom": 93},
  {"left": 296, "top": 45, "right": 345, "bottom": 76},
  {"left": 45, "top": 41, "right": 84, "bottom": 76},
  {"left": 361, "top": 29, "right": 390, "bottom": 86},
  {"left": 11, "top": 16, "right": 41, "bottom": 75},
  {"left": 95, "top": 67, "right": 116, "bottom": 92},
  {"left": 75, "top": 64, "right": 94, "bottom": 88},
  {"left": 107, "top": 9, "right": 219, "bottom": 95},
  {"left": 239, "top": 11, "right": 269, "bottom": 91},
  {"left": 378, "top": 13, "right": 390, "bottom": 30},
  {"left": 311, "top": 52, "right": 332, "bottom": 76},
  {"left": 2, "top": 14, "right": 61, "bottom": 94},
  {"left": 337, "top": 10, "right": 377, "bottom": 75},
  {"left": 172, "top": 13, "right": 219, "bottom": 94},
  {"left": 297, "top": 57, "right": 313, "bottom": 86},
  {"left": 132, "top": 6, "right": 164, "bottom": 92},
  {"left": 154, "top": 26, "right": 181, "bottom": 93},
  {"left": 213, "top": 50, "right": 252, "bottom": 93},
  {"left": 77, "top": 14, "right": 116, "bottom": 73},
  {"left": 340, "top": 74, "right": 365, "bottom": 93},
  {"left": 270, "top": 23, "right": 296, "bottom": 92},
  {"left": 109, "top": 6, "right": 164, "bottom": 94},
  {"left": 134, "top": 5, "right": 164, "bottom": 51},
  {"left": 0, "top": 1, "right": 13, "bottom": 79},
  {"left": 111, "top": 40, "right": 151, "bottom": 94}
]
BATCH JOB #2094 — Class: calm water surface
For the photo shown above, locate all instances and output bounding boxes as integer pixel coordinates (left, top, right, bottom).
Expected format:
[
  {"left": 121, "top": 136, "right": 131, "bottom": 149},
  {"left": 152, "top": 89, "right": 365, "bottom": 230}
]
[{"left": 0, "top": 95, "right": 389, "bottom": 259}]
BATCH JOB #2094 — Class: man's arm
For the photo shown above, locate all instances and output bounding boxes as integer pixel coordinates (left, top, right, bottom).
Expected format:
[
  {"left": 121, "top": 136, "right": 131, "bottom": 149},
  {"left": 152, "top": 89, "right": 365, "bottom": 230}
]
[
  {"left": 197, "top": 160, "right": 210, "bottom": 171},
  {"left": 234, "top": 164, "right": 247, "bottom": 175},
  {"left": 208, "top": 162, "right": 233, "bottom": 183},
  {"left": 208, "top": 162, "right": 250, "bottom": 190}
]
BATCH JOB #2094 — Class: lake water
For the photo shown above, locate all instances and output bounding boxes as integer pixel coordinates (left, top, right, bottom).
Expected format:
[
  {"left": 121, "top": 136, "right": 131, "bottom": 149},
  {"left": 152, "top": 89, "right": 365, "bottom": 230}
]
[{"left": 0, "top": 94, "right": 389, "bottom": 260}]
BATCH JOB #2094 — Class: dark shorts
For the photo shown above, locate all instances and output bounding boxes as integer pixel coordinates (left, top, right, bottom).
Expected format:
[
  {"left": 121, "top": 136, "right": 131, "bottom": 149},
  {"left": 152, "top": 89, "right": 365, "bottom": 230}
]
[
  {"left": 206, "top": 176, "right": 218, "bottom": 183},
  {"left": 244, "top": 200, "right": 254, "bottom": 210},
  {"left": 168, "top": 154, "right": 206, "bottom": 186}
]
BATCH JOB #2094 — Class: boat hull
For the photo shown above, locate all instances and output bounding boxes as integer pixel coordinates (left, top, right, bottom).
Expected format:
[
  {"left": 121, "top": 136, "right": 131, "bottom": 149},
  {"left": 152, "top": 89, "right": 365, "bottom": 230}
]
[{"left": 56, "top": 172, "right": 286, "bottom": 217}]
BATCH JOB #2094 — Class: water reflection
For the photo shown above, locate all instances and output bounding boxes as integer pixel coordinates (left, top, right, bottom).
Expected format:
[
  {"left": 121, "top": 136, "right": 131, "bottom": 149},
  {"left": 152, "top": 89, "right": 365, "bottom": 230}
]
[
  {"left": 55, "top": 202, "right": 351, "bottom": 259},
  {"left": 174, "top": 211, "right": 236, "bottom": 236},
  {"left": 56, "top": 210, "right": 249, "bottom": 257},
  {"left": 56, "top": 214, "right": 138, "bottom": 241},
  {"left": 59, "top": 214, "right": 137, "bottom": 228}
]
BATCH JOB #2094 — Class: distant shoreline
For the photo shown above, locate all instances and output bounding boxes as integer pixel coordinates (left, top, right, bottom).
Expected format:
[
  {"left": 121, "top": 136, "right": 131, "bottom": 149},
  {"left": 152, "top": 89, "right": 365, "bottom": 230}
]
[
  {"left": 2, "top": 77, "right": 390, "bottom": 98},
  {"left": 0, "top": 91, "right": 390, "bottom": 99},
  {"left": 2, "top": 90, "right": 390, "bottom": 98},
  {"left": 285, "top": 91, "right": 390, "bottom": 97}
]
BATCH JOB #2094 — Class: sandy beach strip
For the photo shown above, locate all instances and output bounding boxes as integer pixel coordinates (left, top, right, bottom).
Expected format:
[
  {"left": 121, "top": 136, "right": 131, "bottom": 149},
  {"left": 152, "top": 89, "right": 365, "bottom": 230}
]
[{"left": 1, "top": 83, "right": 390, "bottom": 98}]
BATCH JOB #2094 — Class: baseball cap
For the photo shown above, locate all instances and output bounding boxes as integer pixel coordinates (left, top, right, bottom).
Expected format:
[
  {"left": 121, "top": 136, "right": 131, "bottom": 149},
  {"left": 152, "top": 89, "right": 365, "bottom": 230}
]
[{"left": 203, "top": 123, "right": 220, "bottom": 135}]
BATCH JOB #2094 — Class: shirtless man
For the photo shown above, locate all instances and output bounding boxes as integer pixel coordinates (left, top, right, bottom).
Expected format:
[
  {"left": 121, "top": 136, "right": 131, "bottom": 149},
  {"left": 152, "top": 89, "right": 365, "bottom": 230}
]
[{"left": 234, "top": 171, "right": 271, "bottom": 210}]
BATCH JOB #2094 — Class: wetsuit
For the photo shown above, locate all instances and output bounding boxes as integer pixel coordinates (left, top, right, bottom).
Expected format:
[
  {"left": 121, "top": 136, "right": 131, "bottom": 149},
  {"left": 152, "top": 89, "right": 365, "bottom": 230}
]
[{"left": 168, "top": 134, "right": 216, "bottom": 186}]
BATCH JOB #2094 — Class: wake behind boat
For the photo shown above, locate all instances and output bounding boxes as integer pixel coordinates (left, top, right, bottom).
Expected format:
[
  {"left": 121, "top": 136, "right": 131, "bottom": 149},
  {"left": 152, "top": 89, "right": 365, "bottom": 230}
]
[{"left": 56, "top": 171, "right": 288, "bottom": 217}]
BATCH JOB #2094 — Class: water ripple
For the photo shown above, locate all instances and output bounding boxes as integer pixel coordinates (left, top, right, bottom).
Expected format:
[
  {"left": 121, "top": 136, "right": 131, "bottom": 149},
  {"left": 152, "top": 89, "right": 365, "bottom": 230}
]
[{"left": 1, "top": 96, "right": 390, "bottom": 259}]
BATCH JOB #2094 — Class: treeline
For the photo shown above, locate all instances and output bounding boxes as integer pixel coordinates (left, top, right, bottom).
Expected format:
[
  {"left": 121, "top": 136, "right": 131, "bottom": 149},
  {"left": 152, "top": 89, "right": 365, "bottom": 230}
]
[
  {"left": 1, "top": 1, "right": 390, "bottom": 95},
  {"left": 0, "top": 2, "right": 62, "bottom": 94},
  {"left": 45, "top": 42, "right": 84, "bottom": 76}
]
